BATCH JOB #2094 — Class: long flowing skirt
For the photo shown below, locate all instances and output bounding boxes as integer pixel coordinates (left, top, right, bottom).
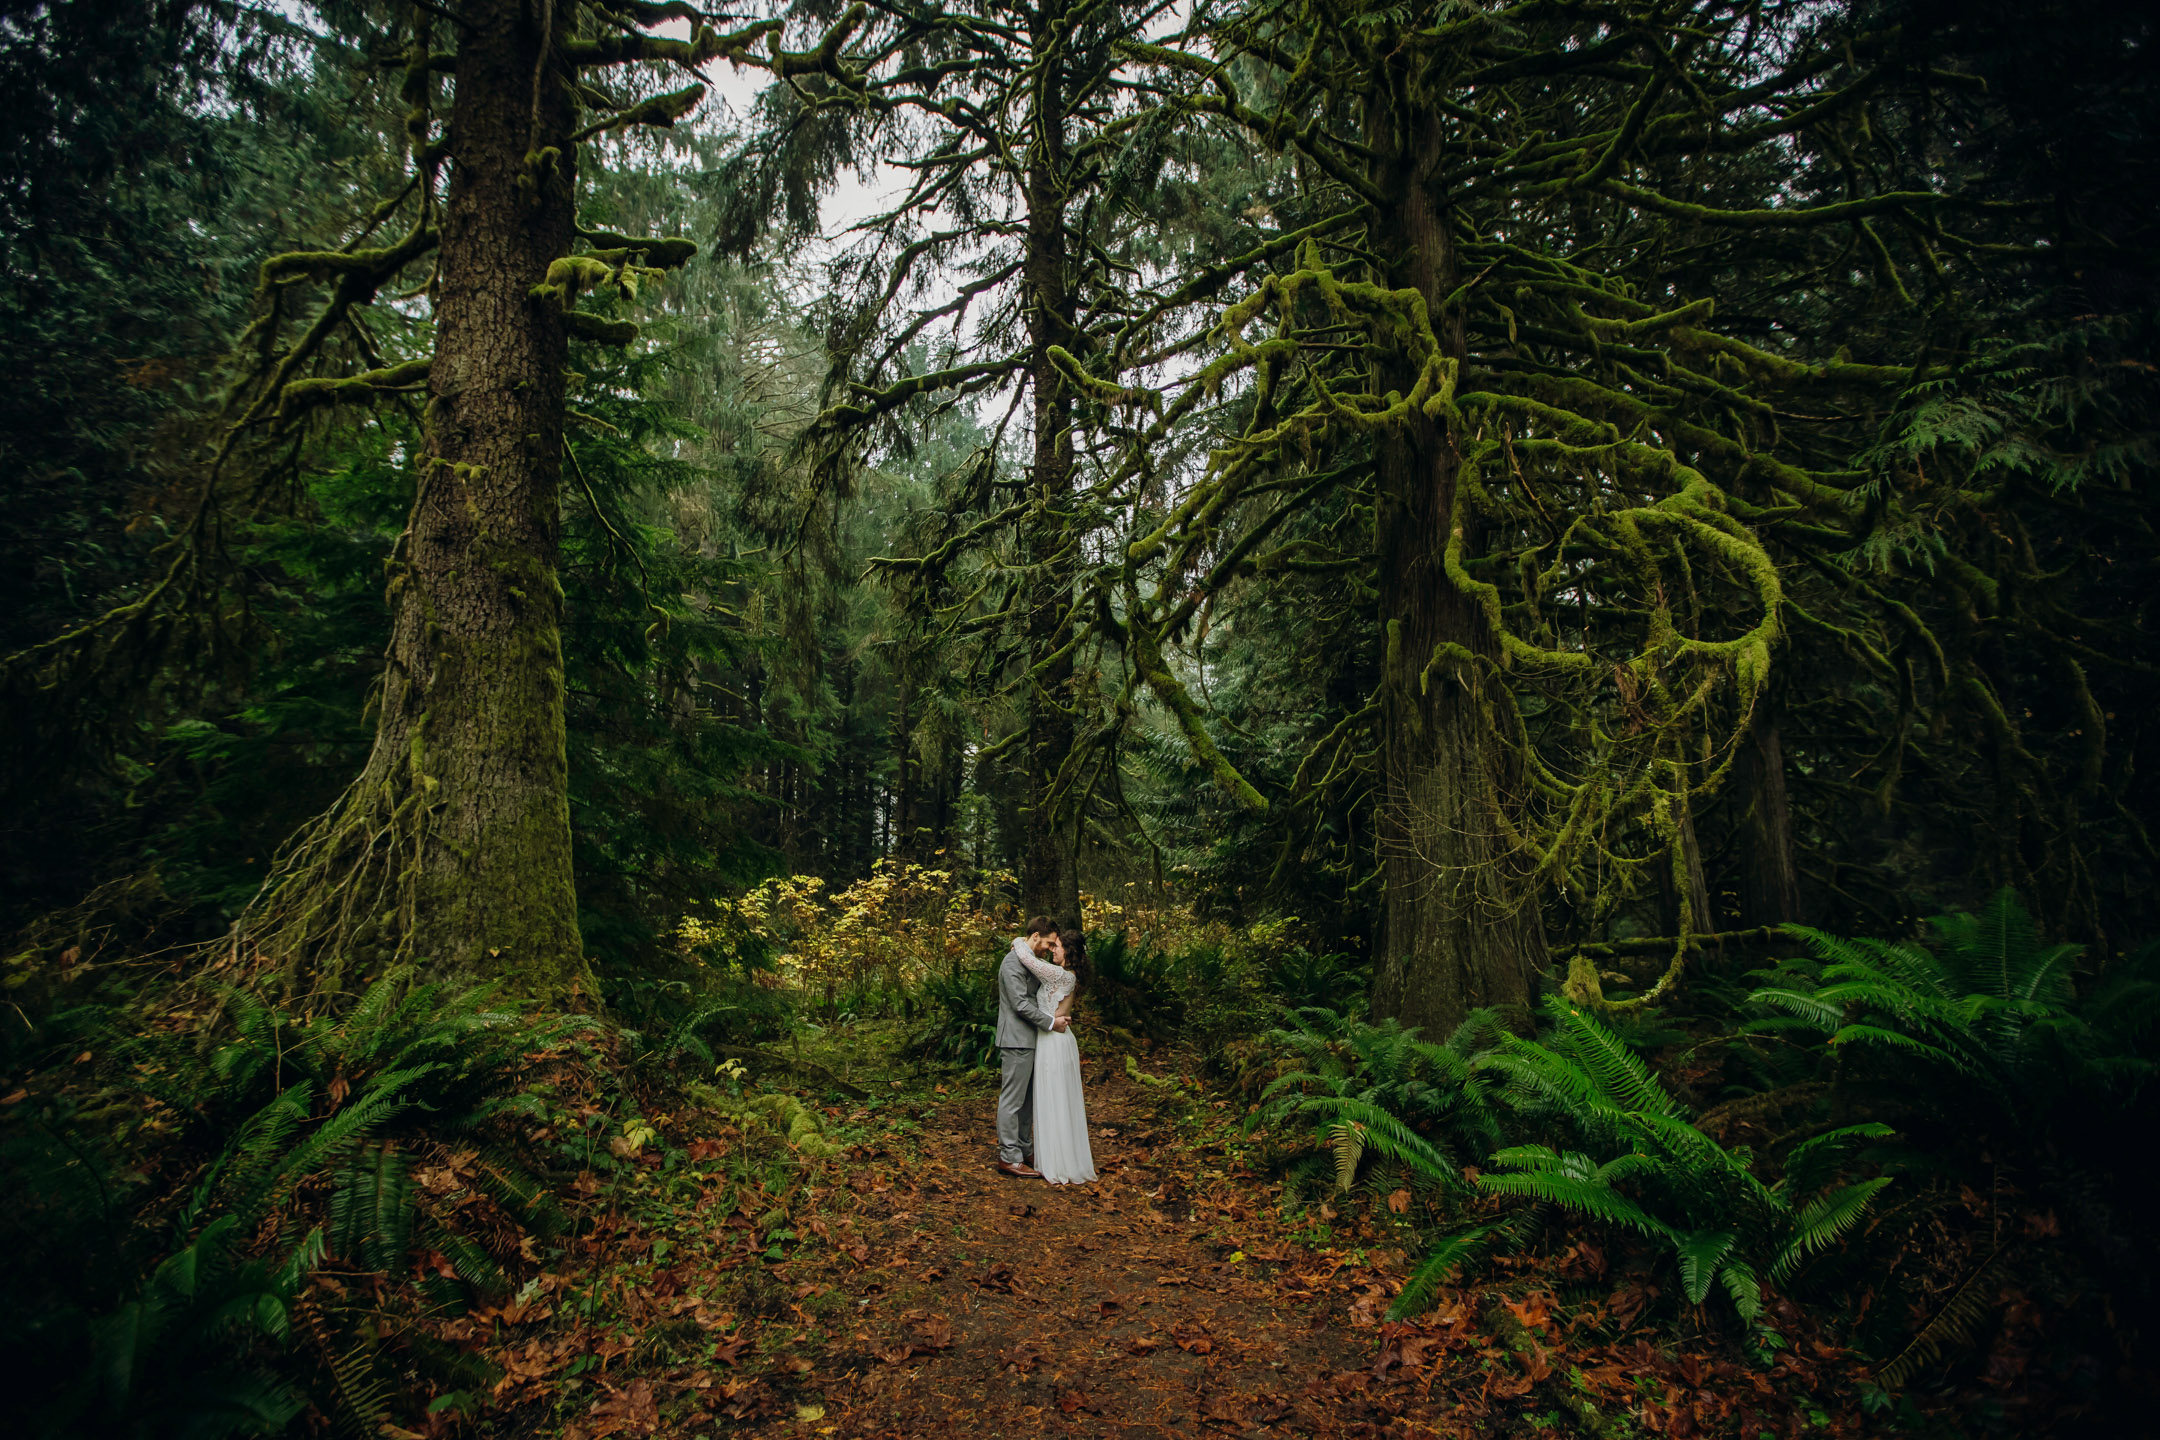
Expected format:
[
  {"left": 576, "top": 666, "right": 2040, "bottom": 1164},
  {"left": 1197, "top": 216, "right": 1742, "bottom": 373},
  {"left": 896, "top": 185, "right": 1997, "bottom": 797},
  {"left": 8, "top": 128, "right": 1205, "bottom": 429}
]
[{"left": 1031, "top": 1028, "right": 1096, "bottom": 1184}]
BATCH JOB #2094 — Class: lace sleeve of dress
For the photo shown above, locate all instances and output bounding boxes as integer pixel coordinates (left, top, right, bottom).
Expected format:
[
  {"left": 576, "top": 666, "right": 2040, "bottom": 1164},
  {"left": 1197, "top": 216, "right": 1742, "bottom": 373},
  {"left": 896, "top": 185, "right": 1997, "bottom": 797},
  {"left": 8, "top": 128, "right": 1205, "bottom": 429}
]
[{"left": 1018, "top": 954, "right": 1066, "bottom": 988}]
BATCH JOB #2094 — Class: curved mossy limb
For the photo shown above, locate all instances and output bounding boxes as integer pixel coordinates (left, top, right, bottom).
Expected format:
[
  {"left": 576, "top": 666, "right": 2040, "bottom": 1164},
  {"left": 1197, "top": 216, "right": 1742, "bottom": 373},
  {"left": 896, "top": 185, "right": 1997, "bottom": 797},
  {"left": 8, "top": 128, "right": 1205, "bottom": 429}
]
[{"left": 561, "top": 310, "right": 639, "bottom": 345}]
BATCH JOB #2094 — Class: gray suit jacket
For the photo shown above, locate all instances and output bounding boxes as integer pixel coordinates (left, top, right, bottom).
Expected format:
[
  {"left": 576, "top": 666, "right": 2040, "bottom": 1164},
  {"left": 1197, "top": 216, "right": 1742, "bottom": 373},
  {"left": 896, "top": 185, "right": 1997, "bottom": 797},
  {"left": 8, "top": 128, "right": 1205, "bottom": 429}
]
[{"left": 995, "top": 937, "right": 1057, "bottom": 1048}]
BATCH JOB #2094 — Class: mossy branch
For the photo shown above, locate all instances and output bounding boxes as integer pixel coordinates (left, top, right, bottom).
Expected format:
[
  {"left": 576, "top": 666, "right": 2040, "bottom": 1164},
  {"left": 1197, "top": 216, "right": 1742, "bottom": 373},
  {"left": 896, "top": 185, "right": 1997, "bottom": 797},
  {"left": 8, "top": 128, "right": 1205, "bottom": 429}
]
[
  {"left": 1129, "top": 621, "right": 1268, "bottom": 813},
  {"left": 577, "top": 229, "right": 698, "bottom": 269},
  {"left": 562, "top": 311, "right": 640, "bottom": 345},
  {"left": 1046, "top": 345, "right": 1154, "bottom": 410},
  {"left": 1604, "top": 180, "right": 2028, "bottom": 230},
  {"left": 275, "top": 359, "right": 433, "bottom": 424},
  {"left": 569, "top": 83, "right": 706, "bottom": 144}
]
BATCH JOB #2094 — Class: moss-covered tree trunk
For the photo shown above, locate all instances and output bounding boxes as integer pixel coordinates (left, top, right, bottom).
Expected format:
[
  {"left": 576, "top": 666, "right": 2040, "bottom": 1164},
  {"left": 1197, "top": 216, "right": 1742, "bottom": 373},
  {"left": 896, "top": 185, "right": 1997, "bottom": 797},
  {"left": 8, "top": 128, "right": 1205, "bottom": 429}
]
[
  {"left": 1019, "top": 0, "right": 1081, "bottom": 925},
  {"left": 359, "top": 0, "right": 587, "bottom": 992},
  {"left": 1365, "top": 107, "right": 1547, "bottom": 1035},
  {"left": 1658, "top": 796, "right": 1717, "bottom": 940}
]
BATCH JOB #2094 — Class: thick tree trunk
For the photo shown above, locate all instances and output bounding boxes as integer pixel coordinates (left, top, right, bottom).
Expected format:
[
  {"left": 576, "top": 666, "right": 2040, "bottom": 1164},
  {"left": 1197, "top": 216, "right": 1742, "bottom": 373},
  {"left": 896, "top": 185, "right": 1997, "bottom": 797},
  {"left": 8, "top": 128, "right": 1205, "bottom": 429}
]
[
  {"left": 1019, "top": 1, "right": 1081, "bottom": 926},
  {"left": 1736, "top": 705, "right": 1803, "bottom": 926},
  {"left": 359, "top": 0, "right": 586, "bottom": 991},
  {"left": 1365, "top": 109, "right": 1547, "bottom": 1035}
]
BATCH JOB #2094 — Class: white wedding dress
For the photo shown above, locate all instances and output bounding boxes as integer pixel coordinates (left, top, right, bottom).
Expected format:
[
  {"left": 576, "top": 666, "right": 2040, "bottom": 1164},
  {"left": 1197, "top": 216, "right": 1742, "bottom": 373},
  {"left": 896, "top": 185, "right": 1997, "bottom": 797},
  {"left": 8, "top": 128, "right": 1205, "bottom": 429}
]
[{"left": 1020, "top": 955, "right": 1096, "bottom": 1184}]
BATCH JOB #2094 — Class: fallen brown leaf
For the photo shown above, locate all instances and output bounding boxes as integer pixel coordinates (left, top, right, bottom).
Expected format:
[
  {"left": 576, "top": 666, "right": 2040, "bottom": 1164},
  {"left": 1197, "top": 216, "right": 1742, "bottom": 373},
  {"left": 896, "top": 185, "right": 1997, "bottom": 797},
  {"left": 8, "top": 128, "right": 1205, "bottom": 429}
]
[
  {"left": 907, "top": 1312, "right": 954, "bottom": 1350},
  {"left": 1504, "top": 1293, "right": 1551, "bottom": 1332}
]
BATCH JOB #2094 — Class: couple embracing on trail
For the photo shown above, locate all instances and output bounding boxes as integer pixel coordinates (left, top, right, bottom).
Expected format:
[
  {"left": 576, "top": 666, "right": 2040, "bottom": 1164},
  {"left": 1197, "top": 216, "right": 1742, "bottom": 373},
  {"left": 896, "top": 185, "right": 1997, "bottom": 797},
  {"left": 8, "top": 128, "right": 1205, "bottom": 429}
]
[{"left": 991, "top": 915, "right": 1097, "bottom": 1185}]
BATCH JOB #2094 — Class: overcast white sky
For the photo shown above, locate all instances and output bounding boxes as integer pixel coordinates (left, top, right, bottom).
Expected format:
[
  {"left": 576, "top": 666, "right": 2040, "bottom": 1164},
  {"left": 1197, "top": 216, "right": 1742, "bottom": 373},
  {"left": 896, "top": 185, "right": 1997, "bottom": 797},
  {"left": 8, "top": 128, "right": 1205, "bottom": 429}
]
[{"left": 688, "top": 33, "right": 910, "bottom": 241}]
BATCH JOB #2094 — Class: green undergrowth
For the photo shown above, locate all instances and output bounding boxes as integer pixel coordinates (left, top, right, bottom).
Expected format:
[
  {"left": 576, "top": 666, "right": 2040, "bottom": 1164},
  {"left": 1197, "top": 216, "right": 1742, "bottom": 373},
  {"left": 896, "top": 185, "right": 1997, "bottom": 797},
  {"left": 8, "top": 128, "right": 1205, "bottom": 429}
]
[
  {"left": 1201, "top": 892, "right": 2160, "bottom": 1434},
  {"left": 0, "top": 957, "right": 957, "bottom": 1439},
  {"left": 8, "top": 892, "right": 2149, "bottom": 1436}
]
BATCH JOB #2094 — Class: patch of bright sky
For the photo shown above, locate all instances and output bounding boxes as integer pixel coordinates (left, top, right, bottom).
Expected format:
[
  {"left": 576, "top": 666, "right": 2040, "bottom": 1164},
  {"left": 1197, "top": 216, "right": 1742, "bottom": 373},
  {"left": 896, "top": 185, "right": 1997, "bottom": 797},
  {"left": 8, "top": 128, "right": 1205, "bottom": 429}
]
[
  {"left": 659, "top": 22, "right": 909, "bottom": 244},
  {"left": 672, "top": 1, "right": 1191, "bottom": 248}
]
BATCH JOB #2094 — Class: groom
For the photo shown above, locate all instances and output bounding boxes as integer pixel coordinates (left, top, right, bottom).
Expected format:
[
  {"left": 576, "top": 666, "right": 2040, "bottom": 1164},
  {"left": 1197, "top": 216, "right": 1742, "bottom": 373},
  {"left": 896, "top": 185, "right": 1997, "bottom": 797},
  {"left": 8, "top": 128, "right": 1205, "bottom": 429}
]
[{"left": 993, "top": 914, "right": 1069, "bottom": 1179}]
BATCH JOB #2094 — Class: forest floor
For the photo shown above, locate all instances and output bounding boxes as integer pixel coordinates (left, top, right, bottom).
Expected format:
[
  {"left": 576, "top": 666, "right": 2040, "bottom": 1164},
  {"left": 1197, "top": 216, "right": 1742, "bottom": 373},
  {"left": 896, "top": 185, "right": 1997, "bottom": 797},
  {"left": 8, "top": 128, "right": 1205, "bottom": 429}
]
[{"left": 468, "top": 1030, "right": 1873, "bottom": 1440}]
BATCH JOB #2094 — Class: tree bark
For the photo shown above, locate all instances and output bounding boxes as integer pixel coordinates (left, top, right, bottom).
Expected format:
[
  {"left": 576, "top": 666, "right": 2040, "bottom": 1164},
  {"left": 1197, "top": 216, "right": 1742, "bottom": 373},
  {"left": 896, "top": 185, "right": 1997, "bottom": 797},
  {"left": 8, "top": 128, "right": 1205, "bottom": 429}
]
[
  {"left": 353, "top": 0, "right": 586, "bottom": 992},
  {"left": 932, "top": 744, "right": 963, "bottom": 857},
  {"left": 1736, "top": 704, "right": 1804, "bottom": 926},
  {"left": 1658, "top": 792, "right": 1718, "bottom": 941},
  {"left": 1019, "top": 0, "right": 1081, "bottom": 926},
  {"left": 1365, "top": 106, "right": 1547, "bottom": 1035},
  {"left": 892, "top": 669, "right": 916, "bottom": 856}
]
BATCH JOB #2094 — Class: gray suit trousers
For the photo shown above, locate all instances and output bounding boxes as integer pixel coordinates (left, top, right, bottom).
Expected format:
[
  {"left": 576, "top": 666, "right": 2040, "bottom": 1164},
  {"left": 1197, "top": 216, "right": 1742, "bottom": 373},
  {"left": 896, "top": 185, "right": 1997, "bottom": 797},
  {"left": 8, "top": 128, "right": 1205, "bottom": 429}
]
[{"left": 997, "top": 1046, "right": 1036, "bottom": 1163}]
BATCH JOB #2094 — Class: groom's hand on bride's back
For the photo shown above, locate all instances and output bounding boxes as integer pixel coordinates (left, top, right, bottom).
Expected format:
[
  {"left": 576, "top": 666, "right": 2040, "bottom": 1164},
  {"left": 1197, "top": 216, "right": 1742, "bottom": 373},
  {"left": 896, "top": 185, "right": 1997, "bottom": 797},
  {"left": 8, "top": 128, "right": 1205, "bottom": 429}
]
[{"left": 1052, "top": 1017, "right": 1070, "bottom": 1032}]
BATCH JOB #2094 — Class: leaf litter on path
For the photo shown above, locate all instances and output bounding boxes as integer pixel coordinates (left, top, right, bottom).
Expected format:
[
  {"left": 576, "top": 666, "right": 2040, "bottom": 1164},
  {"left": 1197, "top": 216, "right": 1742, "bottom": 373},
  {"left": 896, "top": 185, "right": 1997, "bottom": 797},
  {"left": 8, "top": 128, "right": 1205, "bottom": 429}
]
[
  {"left": 699, "top": 1055, "right": 1491, "bottom": 1438},
  {"left": 502, "top": 1047, "right": 1886, "bottom": 1439}
]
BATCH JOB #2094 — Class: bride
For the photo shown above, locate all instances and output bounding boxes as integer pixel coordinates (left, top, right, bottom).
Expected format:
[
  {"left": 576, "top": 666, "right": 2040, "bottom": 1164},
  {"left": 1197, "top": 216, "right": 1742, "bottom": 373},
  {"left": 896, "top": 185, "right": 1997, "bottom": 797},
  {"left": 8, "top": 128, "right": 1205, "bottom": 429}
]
[{"left": 1017, "top": 929, "right": 1097, "bottom": 1184}]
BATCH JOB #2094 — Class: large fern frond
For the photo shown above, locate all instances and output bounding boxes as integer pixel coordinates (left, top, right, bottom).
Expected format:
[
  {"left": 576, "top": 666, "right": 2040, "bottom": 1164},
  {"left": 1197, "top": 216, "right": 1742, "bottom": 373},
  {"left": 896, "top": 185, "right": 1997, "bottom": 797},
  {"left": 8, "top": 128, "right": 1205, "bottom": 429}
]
[
  {"left": 1746, "top": 986, "right": 1845, "bottom": 1030},
  {"left": 1779, "top": 1123, "right": 1895, "bottom": 1197},
  {"left": 330, "top": 1143, "right": 413, "bottom": 1272},
  {"left": 1673, "top": 1229, "right": 1736, "bottom": 1305},
  {"left": 1875, "top": 1247, "right": 2008, "bottom": 1389},
  {"left": 429, "top": 1227, "right": 509, "bottom": 1296},
  {"left": 1328, "top": 1120, "right": 1364, "bottom": 1192},
  {"left": 1545, "top": 999, "right": 1679, "bottom": 1118},
  {"left": 1477, "top": 1151, "right": 1665, "bottom": 1237},
  {"left": 236, "top": 1063, "right": 436, "bottom": 1221},
  {"left": 1472, "top": 1042, "right": 1633, "bottom": 1150},
  {"left": 1720, "top": 1256, "right": 1765, "bottom": 1324},
  {"left": 1292, "top": 1094, "right": 1460, "bottom": 1185},
  {"left": 308, "top": 1313, "right": 394, "bottom": 1440},
  {"left": 1387, "top": 1223, "right": 1499, "bottom": 1320},
  {"left": 1773, "top": 1176, "right": 1892, "bottom": 1283},
  {"left": 1825, "top": 1023, "right": 1969, "bottom": 1071},
  {"left": 466, "top": 1145, "right": 566, "bottom": 1237}
]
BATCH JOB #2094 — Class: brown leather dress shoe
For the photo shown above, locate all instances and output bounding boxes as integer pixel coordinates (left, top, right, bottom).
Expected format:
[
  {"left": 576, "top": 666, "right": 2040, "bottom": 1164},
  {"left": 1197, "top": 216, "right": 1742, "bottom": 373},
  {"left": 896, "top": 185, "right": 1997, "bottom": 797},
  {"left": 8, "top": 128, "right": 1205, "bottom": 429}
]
[{"left": 996, "top": 1160, "right": 1042, "bottom": 1179}]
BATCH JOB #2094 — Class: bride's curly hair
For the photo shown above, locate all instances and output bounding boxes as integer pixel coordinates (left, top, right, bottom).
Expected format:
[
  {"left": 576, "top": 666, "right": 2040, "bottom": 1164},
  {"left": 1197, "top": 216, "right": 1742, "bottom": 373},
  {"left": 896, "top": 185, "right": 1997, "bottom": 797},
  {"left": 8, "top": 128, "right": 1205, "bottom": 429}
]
[{"left": 1058, "top": 928, "right": 1094, "bottom": 991}]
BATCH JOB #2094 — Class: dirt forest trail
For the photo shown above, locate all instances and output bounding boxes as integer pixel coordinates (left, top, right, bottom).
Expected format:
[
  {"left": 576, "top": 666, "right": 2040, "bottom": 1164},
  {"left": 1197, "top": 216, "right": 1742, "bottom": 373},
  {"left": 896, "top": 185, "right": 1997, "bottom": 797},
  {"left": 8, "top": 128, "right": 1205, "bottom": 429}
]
[
  {"left": 725, "top": 1051, "right": 1445, "bottom": 1439},
  {"left": 534, "top": 1040, "right": 1863, "bottom": 1440}
]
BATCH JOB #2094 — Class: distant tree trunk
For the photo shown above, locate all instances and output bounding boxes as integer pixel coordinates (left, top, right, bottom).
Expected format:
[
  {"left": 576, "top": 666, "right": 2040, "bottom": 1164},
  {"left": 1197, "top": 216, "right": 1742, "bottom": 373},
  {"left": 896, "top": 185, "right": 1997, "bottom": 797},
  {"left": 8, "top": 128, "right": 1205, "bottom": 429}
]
[
  {"left": 931, "top": 745, "right": 963, "bottom": 856},
  {"left": 901, "top": 729, "right": 961, "bottom": 861},
  {"left": 892, "top": 673, "right": 916, "bottom": 856},
  {"left": 1736, "top": 705, "right": 1803, "bottom": 926},
  {"left": 1365, "top": 105, "right": 1547, "bottom": 1035},
  {"left": 1659, "top": 795, "right": 1718, "bottom": 940},
  {"left": 969, "top": 751, "right": 991, "bottom": 875},
  {"left": 1018, "top": 0, "right": 1081, "bottom": 926},
  {"left": 855, "top": 761, "right": 875, "bottom": 875}
]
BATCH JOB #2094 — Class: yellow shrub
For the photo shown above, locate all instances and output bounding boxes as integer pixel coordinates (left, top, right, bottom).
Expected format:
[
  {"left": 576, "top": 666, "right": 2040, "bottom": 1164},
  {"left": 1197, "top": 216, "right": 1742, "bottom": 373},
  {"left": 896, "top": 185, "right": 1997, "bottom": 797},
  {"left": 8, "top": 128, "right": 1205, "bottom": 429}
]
[{"left": 675, "top": 865, "right": 1218, "bottom": 1000}]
